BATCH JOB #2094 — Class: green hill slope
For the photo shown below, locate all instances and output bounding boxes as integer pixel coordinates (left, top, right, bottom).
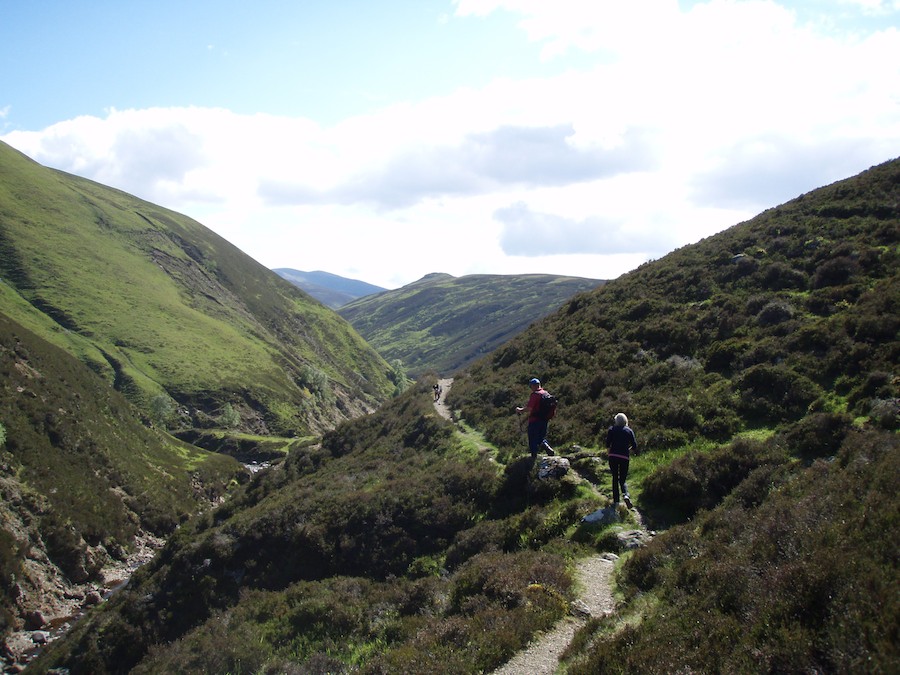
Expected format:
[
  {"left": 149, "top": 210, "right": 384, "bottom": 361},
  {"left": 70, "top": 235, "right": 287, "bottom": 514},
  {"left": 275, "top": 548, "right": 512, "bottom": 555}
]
[
  {"left": 28, "top": 160, "right": 899, "bottom": 674},
  {"left": 0, "top": 141, "right": 396, "bottom": 438},
  {"left": 1, "top": 312, "right": 244, "bottom": 639},
  {"left": 339, "top": 272, "right": 603, "bottom": 377},
  {"left": 449, "top": 158, "right": 898, "bottom": 457}
]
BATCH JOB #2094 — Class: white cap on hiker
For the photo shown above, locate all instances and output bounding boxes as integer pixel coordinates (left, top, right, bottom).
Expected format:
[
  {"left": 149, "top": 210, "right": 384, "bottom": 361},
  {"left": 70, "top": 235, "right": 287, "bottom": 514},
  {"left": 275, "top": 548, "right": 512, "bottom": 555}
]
[{"left": 529, "top": 378, "right": 540, "bottom": 385}]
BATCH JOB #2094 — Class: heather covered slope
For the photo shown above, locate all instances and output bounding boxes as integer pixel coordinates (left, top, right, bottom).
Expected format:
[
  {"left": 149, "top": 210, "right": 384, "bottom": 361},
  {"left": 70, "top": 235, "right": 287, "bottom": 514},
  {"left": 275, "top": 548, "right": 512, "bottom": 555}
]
[
  {"left": 448, "top": 158, "right": 899, "bottom": 458},
  {"left": 339, "top": 272, "right": 603, "bottom": 377},
  {"left": 0, "top": 312, "right": 244, "bottom": 641},
  {"left": 30, "top": 161, "right": 898, "bottom": 673},
  {"left": 31, "top": 381, "right": 583, "bottom": 673},
  {"left": 0, "top": 141, "right": 396, "bottom": 438}
]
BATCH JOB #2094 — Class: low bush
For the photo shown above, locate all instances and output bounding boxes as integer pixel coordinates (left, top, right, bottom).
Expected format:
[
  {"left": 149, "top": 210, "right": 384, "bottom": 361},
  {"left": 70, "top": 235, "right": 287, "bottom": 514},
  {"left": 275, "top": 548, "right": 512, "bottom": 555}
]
[{"left": 641, "top": 438, "right": 788, "bottom": 523}]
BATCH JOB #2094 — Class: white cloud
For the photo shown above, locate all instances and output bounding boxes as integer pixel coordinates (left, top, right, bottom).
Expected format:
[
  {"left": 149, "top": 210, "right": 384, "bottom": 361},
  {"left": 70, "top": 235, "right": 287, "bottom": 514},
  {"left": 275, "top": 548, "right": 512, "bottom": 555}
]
[{"left": 3, "top": 1, "right": 898, "bottom": 289}]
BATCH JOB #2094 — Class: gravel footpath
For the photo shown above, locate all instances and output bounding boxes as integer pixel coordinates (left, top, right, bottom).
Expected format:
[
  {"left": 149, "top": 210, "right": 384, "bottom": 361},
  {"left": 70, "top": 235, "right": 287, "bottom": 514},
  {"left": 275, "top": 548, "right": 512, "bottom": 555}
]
[
  {"left": 434, "top": 376, "right": 621, "bottom": 675},
  {"left": 491, "top": 555, "right": 617, "bottom": 675}
]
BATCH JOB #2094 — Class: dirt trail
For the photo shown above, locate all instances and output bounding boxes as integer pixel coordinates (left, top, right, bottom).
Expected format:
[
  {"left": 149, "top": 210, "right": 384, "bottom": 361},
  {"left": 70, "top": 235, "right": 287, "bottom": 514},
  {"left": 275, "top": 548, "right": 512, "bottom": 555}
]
[
  {"left": 492, "top": 554, "right": 617, "bottom": 675},
  {"left": 432, "top": 377, "right": 454, "bottom": 420},
  {"left": 434, "top": 375, "right": 642, "bottom": 675}
]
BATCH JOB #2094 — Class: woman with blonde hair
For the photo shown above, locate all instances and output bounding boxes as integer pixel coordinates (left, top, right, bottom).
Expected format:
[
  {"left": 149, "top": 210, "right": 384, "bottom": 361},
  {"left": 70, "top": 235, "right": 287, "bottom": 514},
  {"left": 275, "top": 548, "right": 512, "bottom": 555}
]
[{"left": 606, "top": 412, "right": 638, "bottom": 507}]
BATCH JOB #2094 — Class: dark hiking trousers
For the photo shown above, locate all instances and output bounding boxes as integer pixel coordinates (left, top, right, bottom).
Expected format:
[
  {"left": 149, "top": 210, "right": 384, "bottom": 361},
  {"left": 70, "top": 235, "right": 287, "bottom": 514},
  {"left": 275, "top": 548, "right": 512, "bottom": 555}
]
[
  {"left": 527, "top": 419, "right": 551, "bottom": 458},
  {"left": 609, "top": 456, "right": 630, "bottom": 503}
]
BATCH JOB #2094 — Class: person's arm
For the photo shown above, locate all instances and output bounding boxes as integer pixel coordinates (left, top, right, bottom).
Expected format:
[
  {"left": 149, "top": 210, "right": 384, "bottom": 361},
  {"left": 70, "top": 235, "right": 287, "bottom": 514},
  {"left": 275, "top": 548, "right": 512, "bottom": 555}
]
[{"left": 518, "top": 392, "right": 538, "bottom": 416}]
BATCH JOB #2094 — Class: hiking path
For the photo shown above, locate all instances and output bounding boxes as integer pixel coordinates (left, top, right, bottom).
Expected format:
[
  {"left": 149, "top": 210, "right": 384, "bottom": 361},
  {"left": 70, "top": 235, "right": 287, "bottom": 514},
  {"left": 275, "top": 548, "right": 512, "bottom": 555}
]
[{"left": 433, "top": 377, "right": 647, "bottom": 674}]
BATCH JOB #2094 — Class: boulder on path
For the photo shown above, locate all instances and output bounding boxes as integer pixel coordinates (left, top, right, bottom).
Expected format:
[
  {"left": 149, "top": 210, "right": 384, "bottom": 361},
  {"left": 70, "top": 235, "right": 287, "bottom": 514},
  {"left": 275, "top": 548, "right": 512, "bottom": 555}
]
[
  {"left": 538, "top": 456, "right": 570, "bottom": 480},
  {"left": 581, "top": 506, "right": 619, "bottom": 525}
]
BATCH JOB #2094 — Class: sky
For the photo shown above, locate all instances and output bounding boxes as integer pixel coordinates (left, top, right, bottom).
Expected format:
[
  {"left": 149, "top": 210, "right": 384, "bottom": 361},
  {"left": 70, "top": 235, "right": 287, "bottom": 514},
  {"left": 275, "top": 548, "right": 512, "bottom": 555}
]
[{"left": 2, "top": 1, "right": 899, "bottom": 290}]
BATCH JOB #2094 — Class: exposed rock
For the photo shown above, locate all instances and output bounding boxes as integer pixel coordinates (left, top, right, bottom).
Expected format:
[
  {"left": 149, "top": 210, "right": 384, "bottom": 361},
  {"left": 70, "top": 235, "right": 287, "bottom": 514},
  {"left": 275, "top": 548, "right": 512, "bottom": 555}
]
[
  {"left": 538, "top": 456, "right": 570, "bottom": 480},
  {"left": 23, "top": 610, "right": 46, "bottom": 630},
  {"left": 581, "top": 506, "right": 619, "bottom": 525},
  {"left": 616, "top": 529, "right": 652, "bottom": 550},
  {"left": 31, "top": 631, "right": 50, "bottom": 645}
]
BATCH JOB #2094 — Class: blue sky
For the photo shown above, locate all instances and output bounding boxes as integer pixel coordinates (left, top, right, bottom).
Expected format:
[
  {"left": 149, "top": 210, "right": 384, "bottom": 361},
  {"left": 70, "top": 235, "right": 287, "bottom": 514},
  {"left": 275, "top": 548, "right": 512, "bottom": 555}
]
[{"left": 2, "top": 0, "right": 899, "bottom": 288}]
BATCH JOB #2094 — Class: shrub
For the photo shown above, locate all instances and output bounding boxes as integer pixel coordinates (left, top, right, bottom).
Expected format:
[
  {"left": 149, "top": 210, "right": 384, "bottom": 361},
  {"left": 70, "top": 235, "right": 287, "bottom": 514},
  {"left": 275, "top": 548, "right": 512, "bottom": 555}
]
[
  {"left": 869, "top": 398, "right": 899, "bottom": 430},
  {"left": 758, "top": 261, "right": 808, "bottom": 290},
  {"left": 755, "top": 299, "right": 795, "bottom": 327},
  {"left": 149, "top": 394, "right": 175, "bottom": 428},
  {"left": 704, "top": 338, "right": 749, "bottom": 372},
  {"left": 813, "top": 256, "right": 858, "bottom": 288},
  {"left": 641, "top": 439, "right": 787, "bottom": 522},
  {"left": 445, "top": 520, "right": 509, "bottom": 570},
  {"left": 449, "top": 550, "right": 572, "bottom": 612},
  {"left": 735, "top": 364, "right": 822, "bottom": 423},
  {"left": 219, "top": 403, "right": 240, "bottom": 429},
  {"left": 779, "top": 412, "right": 852, "bottom": 460}
]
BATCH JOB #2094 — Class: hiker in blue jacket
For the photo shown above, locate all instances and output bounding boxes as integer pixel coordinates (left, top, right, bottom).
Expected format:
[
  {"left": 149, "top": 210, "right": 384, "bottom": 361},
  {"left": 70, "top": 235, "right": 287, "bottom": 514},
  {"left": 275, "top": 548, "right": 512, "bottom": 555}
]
[
  {"left": 606, "top": 412, "right": 638, "bottom": 506},
  {"left": 516, "top": 378, "right": 555, "bottom": 459}
]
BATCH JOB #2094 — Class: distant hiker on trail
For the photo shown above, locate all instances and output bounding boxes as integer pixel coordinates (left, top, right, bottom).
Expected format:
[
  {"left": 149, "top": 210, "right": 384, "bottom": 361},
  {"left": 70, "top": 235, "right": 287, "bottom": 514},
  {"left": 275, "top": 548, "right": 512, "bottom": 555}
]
[
  {"left": 433, "top": 383, "right": 440, "bottom": 401},
  {"left": 606, "top": 412, "right": 637, "bottom": 507},
  {"left": 516, "top": 377, "right": 556, "bottom": 459}
]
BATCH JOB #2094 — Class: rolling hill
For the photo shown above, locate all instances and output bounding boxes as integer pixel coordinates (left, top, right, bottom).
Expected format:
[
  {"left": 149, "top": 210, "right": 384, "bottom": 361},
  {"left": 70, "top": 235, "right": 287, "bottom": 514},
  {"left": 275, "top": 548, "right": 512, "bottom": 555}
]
[
  {"left": 272, "top": 269, "right": 387, "bottom": 309},
  {"left": 338, "top": 272, "right": 603, "bottom": 377},
  {"left": 0, "top": 141, "right": 397, "bottom": 438},
  {"left": 28, "top": 159, "right": 898, "bottom": 673}
]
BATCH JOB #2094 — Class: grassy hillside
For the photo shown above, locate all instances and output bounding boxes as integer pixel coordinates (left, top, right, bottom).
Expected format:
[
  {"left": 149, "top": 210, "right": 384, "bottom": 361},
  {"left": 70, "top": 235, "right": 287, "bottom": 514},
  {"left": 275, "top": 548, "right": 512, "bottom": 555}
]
[
  {"left": 339, "top": 272, "right": 603, "bottom": 377},
  {"left": 0, "top": 312, "right": 244, "bottom": 639},
  {"left": 28, "top": 160, "right": 899, "bottom": 673},
  {"left": 0, "top": 141, "right": 396, "bottom": 438}
]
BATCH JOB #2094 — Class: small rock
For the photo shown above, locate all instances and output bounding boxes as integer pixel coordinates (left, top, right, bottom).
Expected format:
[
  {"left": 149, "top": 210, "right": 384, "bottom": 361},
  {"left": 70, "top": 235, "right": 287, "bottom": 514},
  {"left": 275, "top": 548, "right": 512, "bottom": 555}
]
[
  {"left": 570, "top": 599, "right": 592, "bottom": 617},
  {"left": 84, "top": 591, "right": 103, "bottom": 607},
  {"left": 31, "top": 631, "right": 50, "bottom": 645},
  {"left": 581, "top": 506, "right": 619, "bottom": 525},
  {"left": 538, "top": 456, "right": 570, "bottom": 480},
  {"left": 615, "top": 529, "right": 651, "bottom": 550},
  {"left": 24, "top": 610, "right": 47, "bottom": 630}
]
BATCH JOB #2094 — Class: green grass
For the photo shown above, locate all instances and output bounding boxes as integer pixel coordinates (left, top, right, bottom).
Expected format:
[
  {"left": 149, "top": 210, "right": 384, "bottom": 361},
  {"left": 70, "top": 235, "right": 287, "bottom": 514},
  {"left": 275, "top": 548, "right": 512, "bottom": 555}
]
[{"left": 1, "top": 141, "right": 395, "bottom": 437}]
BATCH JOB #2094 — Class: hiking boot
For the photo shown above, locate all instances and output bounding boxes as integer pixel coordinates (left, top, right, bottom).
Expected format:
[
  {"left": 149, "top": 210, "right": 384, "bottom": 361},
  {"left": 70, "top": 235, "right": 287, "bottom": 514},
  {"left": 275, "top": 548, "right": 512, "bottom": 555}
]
[
  {"left": 543, "top": 444, "right": 555, "bottom": 456},
  {"left": 623, "top": 495, "right": 633, "bottom": 509}
]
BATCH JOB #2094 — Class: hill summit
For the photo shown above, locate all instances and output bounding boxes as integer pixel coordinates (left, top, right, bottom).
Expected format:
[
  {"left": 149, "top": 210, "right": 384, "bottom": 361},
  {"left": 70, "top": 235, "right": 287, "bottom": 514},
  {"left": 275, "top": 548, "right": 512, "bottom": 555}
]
[{"left": 339, "top": 272, "right": 603, "bottom": 377}]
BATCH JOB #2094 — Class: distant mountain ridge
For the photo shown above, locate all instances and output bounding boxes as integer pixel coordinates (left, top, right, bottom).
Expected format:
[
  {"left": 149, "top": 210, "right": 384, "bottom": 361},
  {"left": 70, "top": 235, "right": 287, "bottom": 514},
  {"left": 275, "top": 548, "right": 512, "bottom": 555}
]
[
  {"left": 273, "top": 268, "right": 387, "bottom": 308},
  {"left": 338, "top": 272, "right": 604, "bottom": 377}
]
